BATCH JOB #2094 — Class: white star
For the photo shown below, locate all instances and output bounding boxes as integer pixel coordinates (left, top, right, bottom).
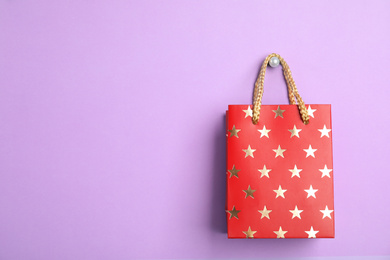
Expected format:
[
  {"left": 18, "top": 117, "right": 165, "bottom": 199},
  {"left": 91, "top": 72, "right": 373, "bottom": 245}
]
[
  {"left": 319, "top": 165, "right": 332, "bottom": 178},
  {"left": 289, "top": 165, "right": 302, "bottom": 178},
  {"left": 273, "top": 226, "right": 288, "bottom": 238},
  {"left": 273, "top": 145, "right": 287, "bottom": 158},
  {"left": 288, "top": 125, "right": 302, "bottom": 138},
  {"left": 258, "top": 125, "right": 271, "bottom": 138},
  {"left": 305, "top": 226, "right": 319, "bottom": 238},
  {"left": 289, "top": 205, "right": 303, "bottom": 219},
  {"left": 273, "top": 185, "right": 287, "bottom": 199},
  {"left": 303, "top": 145, "right": 317, "bottom": 158},
  {"left": 258, "top": 165, "right": 272, "bottom": 178},
  {"left": 307, "top": 105, "right": 317, "bottom": 118},
  {"left": 242, "top": 106, "right": 253, "bottom": 118},
  {"left": 258, "top": 206, "right": 272, "bottom": 219},
  {"left": 304, "top": 185, "right": 318, "bottom": 198},
  {"left": 242, "top": 145, "right": 256, "bottom": 158},
  {"left": 318, "top": 125, "right": 331, "bottom": 138},
  {"left": 320, "top": 206, "right": 334, "bottom": 219}
]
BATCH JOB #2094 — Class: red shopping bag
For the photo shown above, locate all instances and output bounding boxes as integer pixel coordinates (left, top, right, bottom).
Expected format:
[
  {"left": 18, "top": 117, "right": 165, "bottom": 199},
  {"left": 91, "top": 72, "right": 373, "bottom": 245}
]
[{"left": 226, "top": 54, "right": 334, "bottom": 239}]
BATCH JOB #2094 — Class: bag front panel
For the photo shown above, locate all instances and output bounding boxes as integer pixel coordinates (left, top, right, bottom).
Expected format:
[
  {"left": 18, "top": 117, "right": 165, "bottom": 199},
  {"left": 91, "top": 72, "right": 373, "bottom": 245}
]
[{"left": 226, "top": 104, "right": 334, "bottom": 238}]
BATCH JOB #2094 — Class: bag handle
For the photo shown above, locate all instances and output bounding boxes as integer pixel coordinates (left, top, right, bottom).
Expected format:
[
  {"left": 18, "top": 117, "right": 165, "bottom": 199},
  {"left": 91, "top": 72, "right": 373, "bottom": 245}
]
[{"left": 252, "top": 53, "right": 310, "bottom": 125}]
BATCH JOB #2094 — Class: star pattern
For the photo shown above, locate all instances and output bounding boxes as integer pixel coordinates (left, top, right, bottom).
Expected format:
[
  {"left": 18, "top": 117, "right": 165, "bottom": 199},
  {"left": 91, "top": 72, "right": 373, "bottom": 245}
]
[
  {"left": 307, "top": 105, "right": 317, "bottom": 118},
  {"left": 243, "top": 185, "right": 256, "bottom": 199},
  {"left": 243, "top": 145, "right": 256, "bottom": 158},
  {"left": 289, "top": 165, "right": 302, "bottom": 178},
  {"left": 305, "top": 185, "right": 318, "bottom": 198},
  {"left": 243, "top": 106, "right": 253, "bottom": 118},
  {"left": 226, "top": 104, "right": 334, "bottom": 238},
  {"left": 258, "top": 206, "right": 272, "bottom": 219},
  {"left": 289, "top": 205, "right": 303, "bottom": 219},
  {"left": 258, "top": 165, "right": 272, "bottom": 178},
  {"left": 226, "top": 206, "right": 241, "bottom": 219},
  {"left": 303, "top": 145, "right": 317, "bottom": 158},
  {"left": 273, "top": 226, "right": 288, "bottom": 238},
  {"left": 320, "top": 206, "right": 334, "bottom": 219},
  {"left": 243, "top": 226, "right": 257, "bottom": 238},
  {"left": 273, "top": 185, "right": 287, "bottom": 199},
  {"left": 272, "top": 106, "right": 285, "bottom": 118},
  {"left": 288, "top": 125, "right": 302, "bottom": 138},
  {"left": 258, "top": 125, "right": 271, "bottom": 138},
  {"left": 319, "top": 165, "right": 332, "bottom": 178},
  {"left": 273, "top": 145, "right": 287, "bottom": 158},
  {"left": 228, "top": 125, "right": 241, "bottom": 138},
  {"left": 318, "top": 125, "right": 331, "bottom": 138},
  {"left": 305, "top": 226, "right": 319, "bottom": 238},
  {"left": 228, "top": 165, "right": 241, "bottom": 178}
]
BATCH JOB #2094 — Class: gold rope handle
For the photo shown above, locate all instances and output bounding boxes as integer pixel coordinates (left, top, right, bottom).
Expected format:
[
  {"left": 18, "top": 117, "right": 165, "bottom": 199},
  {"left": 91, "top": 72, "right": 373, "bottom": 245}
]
[{"left": 252, "top": 53, "right": 310, "bottom": 125}]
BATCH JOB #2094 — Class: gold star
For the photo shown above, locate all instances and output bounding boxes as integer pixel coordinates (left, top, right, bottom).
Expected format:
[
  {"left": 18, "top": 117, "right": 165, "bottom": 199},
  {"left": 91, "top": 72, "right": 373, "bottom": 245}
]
[
  {"left": 288, "top": 125, "right": 302, "bottom": 138},
  {"left": 272, "top": 105, "right": 285, "bottom": 118},
  {"left": 289, "top": 205, "right": 304, "bottom": 219},
  {"left": 319, "top": 165, "right": 332, "bottom": 178},
  {"left": 258, "top": 206, "right": 272, "bottom": 219},
  {"left": 320, "top": 206, "right": 334, "bottom": 219},
  {"left": 304, "top": 185, "right": 318, "bottom": 198},
  {"left": 318, "top": 125, "right": 331, "bottom": 138},
  {"left": 258, "top": 165, "right": 272, "bottom": 178},
  {"left": 258, "top": 125, "right": 271, "bottom": 138},
  {"left": 226, "top": 206, "right": 241, "bottom": 219},
  {"left": 307, "top": 105, "right": 317, "bottom": 118},
  {"left": 303, "top": 145, "right": 317, "bottom": 158},
  {"left": 228, "top": 125, "right": 241, "bottom": 138},
  {"left": 243, "top": 185, "right": 256, "bottom": 199},
  {"left": 305, "top": 226, "right": 319, "bottom": 238},
  {"left": 273, "top": 226, "right": 288, "bottom": 238},
  {"left": 289, "top": 165, "right": 302, "bottom": 178},
  {"left": 258, "top": 165, "right": 271, "bottom": 178},
  {"left": 273, "top": 145, "right": 286, "bottom": 158},
  {"left": 243, "top": 226, "right": 257, "bottom": 238},
  {"left": 273, "top": 185, "right": 287, "bottom": 198},
  {"left": 228, "top": 165, "right": 241, "bottom": 178},
  {"left": 242, "top": 106, "right": 253, "bottom": 118},
  {"left": 243, "top": 145, "right": 256, "bottom": 158}
]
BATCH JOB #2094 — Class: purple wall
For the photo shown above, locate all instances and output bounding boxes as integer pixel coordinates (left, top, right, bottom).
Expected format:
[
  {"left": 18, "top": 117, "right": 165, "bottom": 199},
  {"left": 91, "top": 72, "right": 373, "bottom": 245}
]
[{"left": 0, "top": 1, "right": 389, "bottom": 259}]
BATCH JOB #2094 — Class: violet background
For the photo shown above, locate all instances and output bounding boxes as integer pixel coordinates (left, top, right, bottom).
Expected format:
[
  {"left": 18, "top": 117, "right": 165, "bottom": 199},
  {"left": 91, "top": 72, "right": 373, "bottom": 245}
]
[{"left": 0, "top": 1, "right": 389, "bottom": 259}]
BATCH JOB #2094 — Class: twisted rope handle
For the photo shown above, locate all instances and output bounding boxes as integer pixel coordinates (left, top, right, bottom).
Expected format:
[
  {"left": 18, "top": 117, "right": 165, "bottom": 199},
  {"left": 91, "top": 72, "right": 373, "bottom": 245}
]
[{"left": 252, "top": 53, "right": 310, "bottom": 125}]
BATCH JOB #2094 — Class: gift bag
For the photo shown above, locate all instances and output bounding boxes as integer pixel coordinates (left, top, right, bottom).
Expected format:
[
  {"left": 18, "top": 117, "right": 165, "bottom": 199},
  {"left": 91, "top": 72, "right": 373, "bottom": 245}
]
[{"left": 225, "top": 53, "right": 334, "bottom": 239}]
